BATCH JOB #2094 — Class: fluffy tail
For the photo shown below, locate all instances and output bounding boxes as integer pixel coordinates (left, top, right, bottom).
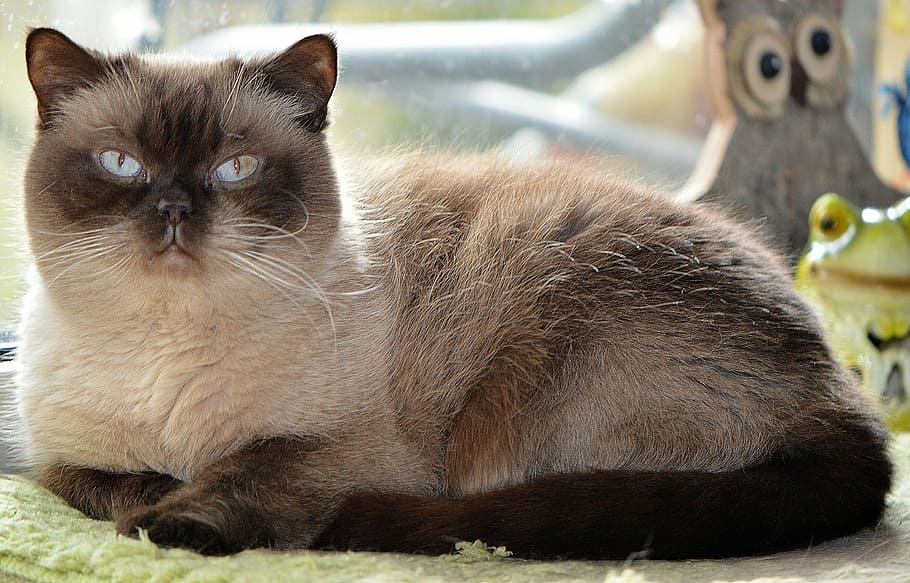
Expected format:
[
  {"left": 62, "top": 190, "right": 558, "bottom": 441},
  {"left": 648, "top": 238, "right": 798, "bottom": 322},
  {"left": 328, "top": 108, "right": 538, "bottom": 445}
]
[{"left": 315, "top": 422, "right": 891, "bottom": 559}]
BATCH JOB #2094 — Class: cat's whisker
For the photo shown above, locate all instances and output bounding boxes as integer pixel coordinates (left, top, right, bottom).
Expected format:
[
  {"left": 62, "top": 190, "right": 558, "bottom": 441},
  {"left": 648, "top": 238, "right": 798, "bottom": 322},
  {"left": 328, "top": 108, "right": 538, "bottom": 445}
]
[
  {"left": 224, "top": 230, "right": 379, "bottom": 298},
  {"left": 32, "top": 228, "right": 110, "bottom": 237},
  {"left": 40, "top": 248, "right": 116, "bottom": 270},
  {"left": 32, "top": 215, "right": 128, "bottom": 236},
  {"left": 222, "top": 234, "right": 314, "bottom": 259},
  {"left": 331, "top": 282, "right": 383, "bottom": 297},
  {"left": 220, "top": 218, "right": 315, "bottom": 256},
  {"left": 35, "top": 244, "right": 115, "bottom": 263},
  {"left": 43, "top": 242, "right": 125, "bottom": 268},
  {"left": 246, "top": 250, "right": 338, "bottom": 347},
  {"left": 43, "top": 244, "right": 127, "bottom": 289},
  {"left": 29, "top": 181, "right": 58, "bottom": 199},
  {"left": 224, "top": 257, "right": 323, "bottom": 333},
  {"left": 224, "top": 251, "right": 300, "bottom": 292},
  {"left": 35, "top": 237, "right": 117, "bottom": 261},
  {"left": 243, "top": 250, "right": 327, "bottom": 296},
  {"left": 35, "top": 232, "right": 110, "bottom": 248},
  {"left": 243, "top": 250, "right": 331, "bottom": 306},
  {"left": 88, "top": 255, "right": 132, "bottom": 282},
  {"left": 223, "top": 253, "right": 311, "bottom": 314},
  {"left": 226, "top": 249, "right": 336, "bottom": 346},
  {"left": 277, "top": 191, "right": 312, "bottom": 231},
  {"left": 220, "top": 61, "right": 247, "bottom": 129},
  {"left": 32, "top": 229, "right": 127, "bottom": 259},
  {"left": 120, "top": 62, "right": 143, "bottom": 111},
  {"left": 222, "top": 221, "right": 309, "bottom": 239}
]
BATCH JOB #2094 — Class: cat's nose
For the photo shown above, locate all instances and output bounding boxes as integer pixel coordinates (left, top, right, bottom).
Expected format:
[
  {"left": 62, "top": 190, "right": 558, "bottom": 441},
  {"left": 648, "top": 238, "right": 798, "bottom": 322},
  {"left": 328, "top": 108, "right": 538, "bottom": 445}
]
[{"left": 157, "top": 199, "right": 192, "bottom": 225}]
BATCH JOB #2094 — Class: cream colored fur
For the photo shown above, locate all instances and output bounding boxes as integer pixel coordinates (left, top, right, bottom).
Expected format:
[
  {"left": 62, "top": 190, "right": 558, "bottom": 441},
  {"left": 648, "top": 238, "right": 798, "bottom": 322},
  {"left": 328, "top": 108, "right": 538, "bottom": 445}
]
[{"left": 14, "top": 207, "right": 398, "bottom": 482}]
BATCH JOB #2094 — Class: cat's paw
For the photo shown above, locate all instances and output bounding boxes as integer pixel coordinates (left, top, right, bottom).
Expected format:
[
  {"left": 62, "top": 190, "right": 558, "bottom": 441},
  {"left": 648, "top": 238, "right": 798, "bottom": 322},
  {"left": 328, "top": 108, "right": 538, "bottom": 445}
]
[
  {"left": 37, "top": 466, "right": 185, "bottom": 521},
  {"left": 116, "top": 502, "right": 247, "bottom": 555}
]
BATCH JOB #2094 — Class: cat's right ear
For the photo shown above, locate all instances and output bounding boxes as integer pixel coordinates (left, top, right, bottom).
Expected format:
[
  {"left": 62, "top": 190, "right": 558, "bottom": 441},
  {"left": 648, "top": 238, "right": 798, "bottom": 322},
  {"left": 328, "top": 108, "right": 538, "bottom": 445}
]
[
  {"left": 258, "top": 34, "right": 338, "bottom": 132},
  {"left": 25, "top": 28, "right": 106, "bottom": 128}
]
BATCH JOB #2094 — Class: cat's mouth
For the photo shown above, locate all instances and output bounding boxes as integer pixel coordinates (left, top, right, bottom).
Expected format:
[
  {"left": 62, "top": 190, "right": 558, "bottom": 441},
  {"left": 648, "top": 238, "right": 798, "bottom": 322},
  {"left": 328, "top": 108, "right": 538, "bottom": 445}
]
[{"left": 151, "top": 224, "right": 196, "bottom": 270}]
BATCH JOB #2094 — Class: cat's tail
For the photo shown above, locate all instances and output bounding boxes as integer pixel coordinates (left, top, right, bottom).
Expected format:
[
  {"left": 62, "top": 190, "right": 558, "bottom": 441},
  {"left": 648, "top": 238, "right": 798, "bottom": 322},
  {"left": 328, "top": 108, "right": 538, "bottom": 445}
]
[{"left": 314, "top": 418, "right": 891, "bottom": 559}]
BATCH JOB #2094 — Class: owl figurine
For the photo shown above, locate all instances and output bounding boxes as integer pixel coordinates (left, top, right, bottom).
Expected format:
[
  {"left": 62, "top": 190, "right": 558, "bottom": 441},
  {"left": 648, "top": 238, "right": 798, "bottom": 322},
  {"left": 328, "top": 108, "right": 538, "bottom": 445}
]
[{"left": 685, "top": 0, "right": 903, "bottom": 257}]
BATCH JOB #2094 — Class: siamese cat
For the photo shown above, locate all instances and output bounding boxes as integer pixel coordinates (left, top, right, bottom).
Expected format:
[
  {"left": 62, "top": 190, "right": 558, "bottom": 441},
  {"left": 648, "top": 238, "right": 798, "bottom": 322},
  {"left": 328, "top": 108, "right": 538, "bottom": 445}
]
[{"left": 12, "top": 28, "right": 891, "bottom": 559}]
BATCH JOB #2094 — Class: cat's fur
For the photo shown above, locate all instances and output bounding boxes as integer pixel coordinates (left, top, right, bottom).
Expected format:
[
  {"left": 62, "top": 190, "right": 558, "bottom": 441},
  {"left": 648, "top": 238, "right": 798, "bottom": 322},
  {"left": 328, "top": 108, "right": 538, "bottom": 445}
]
[{"left": 12, "top": 28, "right": 891, "bottom": 559}]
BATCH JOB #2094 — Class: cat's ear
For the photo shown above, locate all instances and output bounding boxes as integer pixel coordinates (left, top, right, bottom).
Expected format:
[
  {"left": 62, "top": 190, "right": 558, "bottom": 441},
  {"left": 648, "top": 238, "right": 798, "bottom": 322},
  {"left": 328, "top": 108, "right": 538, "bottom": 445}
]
[
  {"left": 25, "top": 28, "right": 107, "bottom": 127},
  {"left": 258, "top": 34, "right": 338, "bottom": 132}
]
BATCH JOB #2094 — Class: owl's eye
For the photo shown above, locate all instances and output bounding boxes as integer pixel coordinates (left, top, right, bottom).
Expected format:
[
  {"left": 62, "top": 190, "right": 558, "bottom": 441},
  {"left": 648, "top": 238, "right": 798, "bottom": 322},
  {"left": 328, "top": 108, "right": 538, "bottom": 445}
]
[
  {"left": 742, "top": 29, "right": 791, "bottom": 109},
  {"left": 759, "top": 51, "right": 784, "bottom": 80},
  {"left": 811, "top": 29, "right": 831, "bottom": 56},
  {"left": 794, "top": 12, "right": 844, "bottom": 84},
  {"left": 99, "top": 150, "right": 143, "bottom": 178},
  {"left": 214, "top": 155, "right": 259, "bottom": 183},
  {"left": 727, "top": 16, "right": 793, "bottom": 118}
]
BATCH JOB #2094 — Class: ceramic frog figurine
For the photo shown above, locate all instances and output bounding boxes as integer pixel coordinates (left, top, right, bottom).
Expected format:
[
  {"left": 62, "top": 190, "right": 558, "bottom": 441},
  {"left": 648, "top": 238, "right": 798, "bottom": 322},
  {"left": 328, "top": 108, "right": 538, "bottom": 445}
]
[{"left": 795, "top": 193, "right": 910, "bottom": 431}]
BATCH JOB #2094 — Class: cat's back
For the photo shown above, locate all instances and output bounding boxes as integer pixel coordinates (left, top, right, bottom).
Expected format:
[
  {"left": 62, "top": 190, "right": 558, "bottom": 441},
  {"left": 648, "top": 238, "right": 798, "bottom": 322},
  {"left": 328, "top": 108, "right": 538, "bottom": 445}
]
[
  {"left": 353, "top": 152, "right": 790, "bottom": 304},
  {"left": 345, "top": 153, "right": 863, "bottom": 488}
]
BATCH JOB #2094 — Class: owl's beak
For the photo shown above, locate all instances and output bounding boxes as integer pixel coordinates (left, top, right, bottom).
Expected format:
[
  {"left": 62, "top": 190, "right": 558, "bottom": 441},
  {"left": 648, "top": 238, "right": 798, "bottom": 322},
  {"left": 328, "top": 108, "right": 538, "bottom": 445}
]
[{"left": 790, "top": 59, "right": 808, "bottom": 107}]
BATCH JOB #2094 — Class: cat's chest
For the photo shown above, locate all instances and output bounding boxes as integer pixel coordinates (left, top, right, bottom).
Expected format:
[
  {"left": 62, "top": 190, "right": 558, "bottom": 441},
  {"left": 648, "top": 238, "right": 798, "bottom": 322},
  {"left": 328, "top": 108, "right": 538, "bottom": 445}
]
[{"left": 15, "top": 296, "right": 300, "bottom": 479}]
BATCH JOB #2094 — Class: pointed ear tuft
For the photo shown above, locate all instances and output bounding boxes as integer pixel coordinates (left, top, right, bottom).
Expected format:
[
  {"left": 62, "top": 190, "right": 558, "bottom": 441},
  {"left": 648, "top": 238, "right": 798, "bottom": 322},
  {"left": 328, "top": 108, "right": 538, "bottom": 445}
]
[
  {"left": 259, "top": 34, "right": 338, "bottom": 132},
  {"left": 26, "top": 28, "right": 107, "bottom": 127}
]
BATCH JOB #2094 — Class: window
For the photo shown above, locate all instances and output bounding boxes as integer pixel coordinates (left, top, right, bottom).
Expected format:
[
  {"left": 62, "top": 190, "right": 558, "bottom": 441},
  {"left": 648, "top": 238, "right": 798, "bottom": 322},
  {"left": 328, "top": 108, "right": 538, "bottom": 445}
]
[{"left": 0, "top": 0, "right": 884, "bottom": 333}]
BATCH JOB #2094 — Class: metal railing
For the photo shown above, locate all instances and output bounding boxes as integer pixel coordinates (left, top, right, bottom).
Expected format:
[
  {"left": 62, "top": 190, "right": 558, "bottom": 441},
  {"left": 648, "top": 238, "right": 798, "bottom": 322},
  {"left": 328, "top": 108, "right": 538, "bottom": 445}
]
[{"left": 183, "top": 0, "right": 699, "bottom": 181}]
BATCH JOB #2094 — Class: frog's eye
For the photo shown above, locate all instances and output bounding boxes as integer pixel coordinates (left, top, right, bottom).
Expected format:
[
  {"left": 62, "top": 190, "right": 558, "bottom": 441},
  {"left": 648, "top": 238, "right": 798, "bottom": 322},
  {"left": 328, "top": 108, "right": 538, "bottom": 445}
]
[
  {"left": 817, "top": 212, "right": 847, "bottom": 238},
  {"left": 214, "top": 155, "right": 259, "bottom": 183},
  {"left": 890, "top": 197, "right": 910, "bottom": 233},
  {"left": 809, "top": 193, "right": 856, "bottom": 242}
]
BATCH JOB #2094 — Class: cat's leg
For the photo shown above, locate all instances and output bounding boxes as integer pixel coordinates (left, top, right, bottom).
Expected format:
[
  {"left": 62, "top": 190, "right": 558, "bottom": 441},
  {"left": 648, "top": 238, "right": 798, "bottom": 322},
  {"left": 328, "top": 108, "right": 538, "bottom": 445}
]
[
  {"left": 115, "top": 435, "right": 409, "bottom": 555},
  {"left": 36, "top": 465, "right": 182, "bottom": 521}
]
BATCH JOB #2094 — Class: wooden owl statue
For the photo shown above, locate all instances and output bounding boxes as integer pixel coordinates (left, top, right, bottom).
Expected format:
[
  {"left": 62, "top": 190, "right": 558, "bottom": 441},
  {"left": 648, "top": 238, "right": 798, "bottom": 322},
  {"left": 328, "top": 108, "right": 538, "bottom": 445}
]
[{"left": 686, "top": 0, "right": 904, "bottom": 257}]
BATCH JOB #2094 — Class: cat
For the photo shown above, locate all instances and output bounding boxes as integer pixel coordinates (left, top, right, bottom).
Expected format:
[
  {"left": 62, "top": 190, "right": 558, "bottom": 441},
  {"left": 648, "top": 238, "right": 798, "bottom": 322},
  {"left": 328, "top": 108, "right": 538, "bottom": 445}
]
[{"left": 11, "top": 27, "right": 891, "bottom": 559}]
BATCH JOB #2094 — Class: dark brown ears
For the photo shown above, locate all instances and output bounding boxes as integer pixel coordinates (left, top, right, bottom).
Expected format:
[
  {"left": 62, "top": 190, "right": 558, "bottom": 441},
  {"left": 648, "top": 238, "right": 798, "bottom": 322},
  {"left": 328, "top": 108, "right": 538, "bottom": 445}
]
[
  {"left": 25, "top": 28, "right": 107, "bottom": 127},
  {"left": 259, "top": 34, "right": 338, "bottom": 132},
  {"left": 26, "top": 30, "right": 337, "bottom": 132}
]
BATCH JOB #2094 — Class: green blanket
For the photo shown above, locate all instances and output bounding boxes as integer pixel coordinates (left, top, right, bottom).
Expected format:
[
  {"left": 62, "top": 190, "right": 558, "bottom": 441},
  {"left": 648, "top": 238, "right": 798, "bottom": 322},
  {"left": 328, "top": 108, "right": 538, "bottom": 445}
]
[{"left": 2, "top": 435, "right": 909, "bottom": 583}]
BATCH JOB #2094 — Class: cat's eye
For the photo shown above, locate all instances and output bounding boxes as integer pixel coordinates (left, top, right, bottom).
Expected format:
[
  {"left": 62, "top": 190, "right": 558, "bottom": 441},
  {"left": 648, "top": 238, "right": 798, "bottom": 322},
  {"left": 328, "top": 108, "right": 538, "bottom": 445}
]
[
  {"left": 99, "top": 150, "right": 143, "bottom": 178},
  {"left": 793, "top": 13, "right": 844, "bottom": 84},
  {"left": 214, "top": 155, "right": 259, "bottom": 183}
]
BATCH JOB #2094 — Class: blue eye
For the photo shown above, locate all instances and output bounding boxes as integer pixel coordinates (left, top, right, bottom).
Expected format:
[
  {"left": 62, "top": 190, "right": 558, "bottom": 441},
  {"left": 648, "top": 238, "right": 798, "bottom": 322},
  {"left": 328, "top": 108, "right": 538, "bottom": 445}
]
[
  {"left": 214, "top": 155, "right": 259, "bottom": 183},
  {"left": 99, "top": 150, "right": 143, "bottom": 177}
]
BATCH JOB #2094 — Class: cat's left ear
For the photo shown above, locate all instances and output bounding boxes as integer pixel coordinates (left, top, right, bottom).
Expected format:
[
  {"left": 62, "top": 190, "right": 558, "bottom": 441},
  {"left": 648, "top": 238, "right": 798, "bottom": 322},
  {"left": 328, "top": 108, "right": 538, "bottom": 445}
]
[
  {"left": 258, "top": 34, "right": 338, "bottom": 132},
  {"left": 25, "top": 28, "right": 107, "bottom": 127}
]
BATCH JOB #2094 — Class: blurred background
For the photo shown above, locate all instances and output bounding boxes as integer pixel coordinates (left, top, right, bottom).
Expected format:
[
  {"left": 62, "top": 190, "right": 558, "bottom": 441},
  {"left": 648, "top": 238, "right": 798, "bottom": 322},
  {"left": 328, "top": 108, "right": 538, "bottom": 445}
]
[{"left": 0, "top": 0, "right": 894, "bottom": 332}]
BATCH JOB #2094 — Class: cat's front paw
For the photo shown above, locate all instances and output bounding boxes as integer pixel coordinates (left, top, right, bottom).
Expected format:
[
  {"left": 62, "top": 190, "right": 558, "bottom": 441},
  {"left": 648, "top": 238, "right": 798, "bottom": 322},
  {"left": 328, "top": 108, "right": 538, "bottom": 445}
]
[
  {"left": 116, "top": 501, "right": 256, "bottom": 555},
  {"left": 37, "top": 466, "right": 185, "bottom": 521}
]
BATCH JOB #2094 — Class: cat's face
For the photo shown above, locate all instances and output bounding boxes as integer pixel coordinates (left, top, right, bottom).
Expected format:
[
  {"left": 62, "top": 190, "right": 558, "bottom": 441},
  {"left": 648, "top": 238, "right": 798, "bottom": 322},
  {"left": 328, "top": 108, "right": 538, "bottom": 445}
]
[{"left": 23, "top": 29, "right": 339, "bottom": 306}]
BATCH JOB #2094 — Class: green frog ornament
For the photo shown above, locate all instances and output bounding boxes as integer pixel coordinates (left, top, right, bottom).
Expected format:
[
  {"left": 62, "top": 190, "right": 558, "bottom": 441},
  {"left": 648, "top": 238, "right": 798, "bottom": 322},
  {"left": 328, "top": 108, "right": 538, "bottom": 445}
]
[{"left": 796, "top": 193, "right": 910, "bottom": 431}]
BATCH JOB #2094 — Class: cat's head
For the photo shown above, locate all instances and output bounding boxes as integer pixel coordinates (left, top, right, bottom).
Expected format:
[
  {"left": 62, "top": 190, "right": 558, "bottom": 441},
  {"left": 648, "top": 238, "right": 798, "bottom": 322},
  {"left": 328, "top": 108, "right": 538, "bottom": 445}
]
[{"left": 23, "top": 28, "right": 340, "bottom": 307}]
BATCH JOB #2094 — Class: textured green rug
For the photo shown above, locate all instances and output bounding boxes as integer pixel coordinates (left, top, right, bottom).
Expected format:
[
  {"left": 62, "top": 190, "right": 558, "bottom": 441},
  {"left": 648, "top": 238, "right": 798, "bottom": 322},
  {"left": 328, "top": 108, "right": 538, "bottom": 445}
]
[{"left": 1, "top": 435, "right": 908, "bottom": 583}]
